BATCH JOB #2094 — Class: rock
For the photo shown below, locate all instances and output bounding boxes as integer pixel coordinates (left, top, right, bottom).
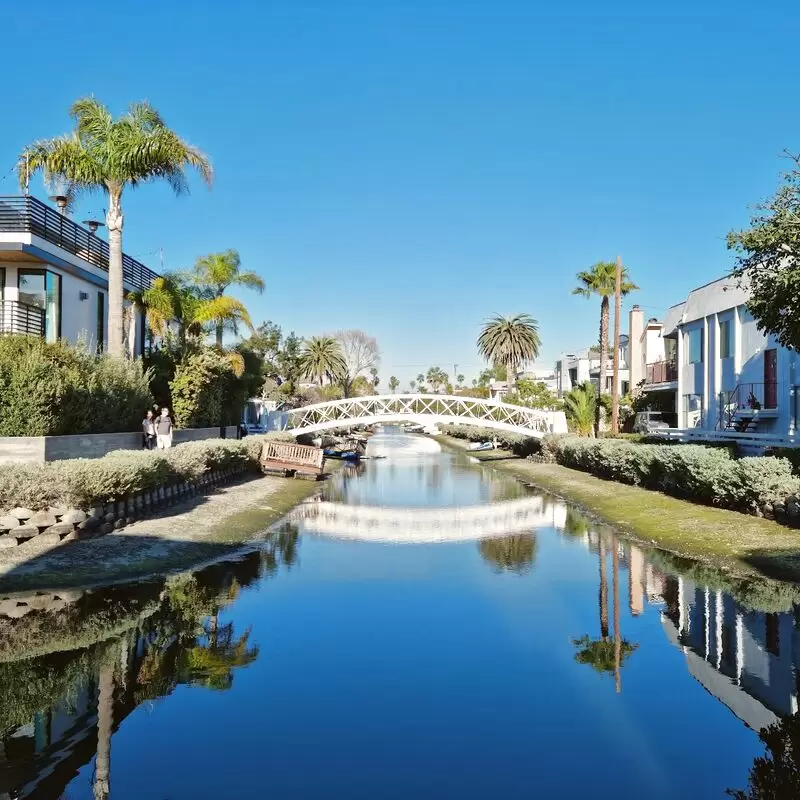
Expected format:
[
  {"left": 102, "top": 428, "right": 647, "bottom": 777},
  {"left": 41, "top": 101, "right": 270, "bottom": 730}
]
[
  {"left": 26, "top": 594, "right": 55, "bottom": 611},
  {"left": 0, "top": 536, "right": 18, "bottom": 549},
  {"left": 4, "top": 604, "right": 32, "bottom": 618},
  {"left": 116, "top": 501, "right": 126, "bottom": 518},
  {"left": 788, "top": 498, "right": 800, "bottom": 518},
  {"left": 113, "top": 519, "right": 125, "bottom": 530},
  {"left": 43, "top": 522, "right": 76, "bottom": 536},
  {"left": 19, "top": 533, "right": 62, "bottom": 553},
  {"left": 0, "top": 515, "right": 19, "bottom": 532},
  {"left": 103, "top": 512, "right": 115, "bottom": 524},
  {"left": 49, "top": 506, "right": 68, "bottom": 519},
  {"left": 10, "top": 525, "right": 40, "bottom": 539},
  {"left": 100, "top": 522, "right": 114, "bottom": 535},
  {"left": 9, "top": 507, "right": 34, "bottom": 521},
  {"left": 0, "top": 598, "right": 22, "bottom": 614},
  {"left": 79, "top": 516, "right": 99, "bottom": 531},
  {"left": 60, "top": 509, "right": 87, "bottom": 525},
  {"left": 774, "top": 501, "right": 787, "bottom": 515},
  {"left": 87, "top": 506, "right": 103, "bottom": 520},
  {"left": 55, "top": 589, "right": 83, "bottom": 602},
  {"left": 29, "top": 510, "right": 57, "bottom": 528}
]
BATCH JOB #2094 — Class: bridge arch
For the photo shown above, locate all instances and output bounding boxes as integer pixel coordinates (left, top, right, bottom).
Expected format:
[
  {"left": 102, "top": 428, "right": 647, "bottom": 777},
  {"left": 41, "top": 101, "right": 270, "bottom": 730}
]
[{"left": 281, "top": 394, "right": 566, "bottom": 438}]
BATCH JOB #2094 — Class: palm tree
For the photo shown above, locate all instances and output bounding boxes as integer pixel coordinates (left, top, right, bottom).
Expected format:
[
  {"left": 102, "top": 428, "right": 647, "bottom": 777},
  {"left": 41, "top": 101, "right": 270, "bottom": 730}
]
[
  {"left": 298, "top": 336, "right": 346, "bottom": 385},
  {"left": 409, "top": 379, "right": 416, "bottom": 392},
  {"left": 416, "top": 373, "right": 425, "bottom": 387},
  {"left": 389, "top": 376, "right": 400, "bottom": 393},
  {"left": 426, "top": 366, "right": 448, "bottom": 393},
  {"left": 572, "top": 261, "right": 638, "bottom": 398},
  {"left": 563, "top": 381, "right": 597, "bottom": 436},
  {"left": 20, "top": 97, "right": 213, "bottom": 357},
  {"left": 189, "top": 249, "right": 264, "bottom": 346},
  {"left": 477, "top": 314, "right": 541, "bottom": 390},
  {"left": 456, "top": 373, "right": 465, "bottom": 389}
]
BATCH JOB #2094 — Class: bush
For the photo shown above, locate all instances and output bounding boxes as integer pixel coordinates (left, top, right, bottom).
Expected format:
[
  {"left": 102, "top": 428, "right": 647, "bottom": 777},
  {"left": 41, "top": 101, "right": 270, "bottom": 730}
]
[
  {"left": 547, "top": 435, "right": 800, "bottom": 515},
  {"left": 765, "top": 447, "right": 800, "bottom": 476},
  {"left": 170, "top": 349, "right": 235, "bottom": 429},
  {"left": 442, "top": 424, "right": 542, "bottom": 458},
  {"left": 0, "top": 438, "right": 263, "bottom": 512},
  {"left": 0, "top": 336, "right": 151, "bottom": 436}
]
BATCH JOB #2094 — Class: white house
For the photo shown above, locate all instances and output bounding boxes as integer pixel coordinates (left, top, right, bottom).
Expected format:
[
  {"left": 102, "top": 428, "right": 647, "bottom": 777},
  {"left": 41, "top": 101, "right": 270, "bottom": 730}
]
[
  {"left": 0, "top": 195, "right": 156, "bottom": 353},
  {"left": 555, "top": 340, "right": 630, "bottom": 398},
  {"left": 645, "top": 275, "right": 799, "bottom": 441}
]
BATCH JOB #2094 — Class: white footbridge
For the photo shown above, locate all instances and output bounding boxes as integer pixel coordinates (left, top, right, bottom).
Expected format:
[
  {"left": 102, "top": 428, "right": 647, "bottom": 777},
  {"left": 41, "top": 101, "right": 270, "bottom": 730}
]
[
  {"left": 288, "top": 495, "right": 568, "bottom": 543},
  {"left": 282, "top": 394, "right": 567, "bottom": 438}
]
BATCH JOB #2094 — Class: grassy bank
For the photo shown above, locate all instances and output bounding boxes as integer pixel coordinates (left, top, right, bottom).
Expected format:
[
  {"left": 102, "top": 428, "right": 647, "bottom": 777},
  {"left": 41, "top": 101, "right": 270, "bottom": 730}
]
[
  {"left": 435, "top": 435, "right": 800, "bottom": 581},
  {"left": 0, "top": 472, "right": 328, "bottom": 593}
]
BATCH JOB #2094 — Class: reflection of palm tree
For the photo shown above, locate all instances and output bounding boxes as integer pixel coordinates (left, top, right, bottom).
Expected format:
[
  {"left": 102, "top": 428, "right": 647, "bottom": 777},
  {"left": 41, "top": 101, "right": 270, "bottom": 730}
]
[
  {"left": 727, "top": 712, "right": 800, "bottom": 798},
  {"left": 573, "top": 535, "right": 637, "bottom": 685},
  {"left": 563, "top": 507, "right": 590, "bottom": 538},
  {"left": 478, "top": 534, "right": 537, "bottom": 575},
  {"left": 93, "top": 644, "right": 119, "bottom": 800},
  {"left": 178, "top": 624, "right": 258, "bottom": 691}
]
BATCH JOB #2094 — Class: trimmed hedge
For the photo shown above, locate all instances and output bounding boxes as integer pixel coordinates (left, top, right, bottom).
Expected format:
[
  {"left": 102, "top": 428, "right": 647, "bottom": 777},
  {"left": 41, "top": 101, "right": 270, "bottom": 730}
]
[
  {"left": 442, "top": 424, "right": 542, "bottom": 458},
  {"left": 0, "top": 433, "right": 291, "bottom": 512},
  {"left": 547, "top": 436, "right": 800, "bottom": 515}
]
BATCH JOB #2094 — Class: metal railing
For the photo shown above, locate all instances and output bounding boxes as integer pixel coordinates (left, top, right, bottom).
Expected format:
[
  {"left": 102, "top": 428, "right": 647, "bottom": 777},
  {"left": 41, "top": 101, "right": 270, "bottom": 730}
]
[
  {"left": 717, "top": 381, "right": 779, "bottom": 430},
  {"left": 646, "top": 360, "right": 678, "bottom": 384},
  {"left": 0, "top": 195, "right": 159, "bottom": 292},
  {"left": 0, "top": 300, "right": 45, "bottom": 337}
]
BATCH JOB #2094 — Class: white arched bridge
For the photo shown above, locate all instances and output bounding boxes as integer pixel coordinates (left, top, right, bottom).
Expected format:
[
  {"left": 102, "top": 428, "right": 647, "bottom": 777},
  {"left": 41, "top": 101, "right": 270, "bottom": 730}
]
[
  {"left": 282, "top": 394, "right": 567, "bottom": 437},
  {"left": 288, "top": 495, "right": 569, "bottom": 543}
]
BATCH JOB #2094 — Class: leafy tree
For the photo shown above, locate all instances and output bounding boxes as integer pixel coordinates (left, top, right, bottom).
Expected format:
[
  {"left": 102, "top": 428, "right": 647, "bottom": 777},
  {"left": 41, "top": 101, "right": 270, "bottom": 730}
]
[
  {"left": 20, "top": 97, "right": 212, "bottom": 357},
  {"left": 188, "top": 249, "right": 264, "bottom": 346},
  {"left": 389, "top": 376, "right": 400, "bottom": 393},
  {"left": 409, "top": 379, "right": 417, "bottom": 392},
  {"left": 244, "top": 321, "right": 282, "bottom": 369},
  {"left": 563, "top": 381, "right": 597, "bottom": 436},
  {"left": 298, "top": 336, "right": 346, "bottom": 385},
  {"left": 573, "top": 260, "right": 638, "bottom": 434},
  {"left": 416, "top": 373, "right": 425, "bottom": 388},
  {"left": 334, "top": 330, "right": 380, "bottom": 397},
  {"left": 477, "top": 314, "right": 540, "bottom": 389},
  {"left": 426, "top": 366, "right": 449, "bottom": 393},
  {"left": 350, "top": 375, "right": 373, "bottom": 396},
  {"left": 728, "top": 153, "right": 800, "bottom": 349},
  {"left": 506, "top": 378, "right": 558, "bottom": 409},
  {"left": 478, "top": 534, "right": 537, "bottom": 575},
  {"left": 456, "top": 373, "right": 465, "bottom": 388}
]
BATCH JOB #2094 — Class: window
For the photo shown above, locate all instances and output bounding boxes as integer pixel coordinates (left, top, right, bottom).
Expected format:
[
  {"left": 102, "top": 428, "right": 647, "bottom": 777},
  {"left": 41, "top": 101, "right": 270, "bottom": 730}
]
[
  {"left": 766, "top": 613, "right": 780, "bottom": 656},
  {"left": 719, "top": 319, "right": 733, "bottom": 359},
  {"left": 687, "top": 328, "right": 703, "bottom": 364},
  {"left": 0, "top": 267, "right": 4, "bottom": 301},
  {"left": 96, "top": 292, "right": 105, "bottom": 353},
  {"left": 684, "top": 394, "right": 703, "bottom": 428},
  {"left": 18, "top": 269, "right": 61, "bottom": 341}
]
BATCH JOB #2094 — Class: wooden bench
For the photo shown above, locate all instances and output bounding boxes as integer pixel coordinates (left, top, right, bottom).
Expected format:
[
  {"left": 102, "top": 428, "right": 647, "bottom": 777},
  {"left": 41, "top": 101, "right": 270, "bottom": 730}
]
[{"left": 260, "top": 441, "right": 326, "bottom": 480}]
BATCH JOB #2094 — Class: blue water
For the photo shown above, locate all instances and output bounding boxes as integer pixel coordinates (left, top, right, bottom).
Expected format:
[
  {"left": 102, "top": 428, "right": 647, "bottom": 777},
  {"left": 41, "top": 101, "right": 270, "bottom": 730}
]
[{"left": 0, "top": 431, "right": 794, "bottom": 799}]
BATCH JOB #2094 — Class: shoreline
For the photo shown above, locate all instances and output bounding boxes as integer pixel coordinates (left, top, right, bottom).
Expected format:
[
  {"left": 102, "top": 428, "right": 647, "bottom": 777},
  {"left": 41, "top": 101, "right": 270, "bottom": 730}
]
[{"left": 433, "top": 434, "right": 800, "bottom": 583}]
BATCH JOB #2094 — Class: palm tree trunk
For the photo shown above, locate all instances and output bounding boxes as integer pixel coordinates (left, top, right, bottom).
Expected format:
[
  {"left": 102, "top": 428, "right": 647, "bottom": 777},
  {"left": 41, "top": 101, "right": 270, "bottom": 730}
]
[
  {"left": 106, "top": 190, "right": 125, "bottom": 358},
  {"left": 599, "top": 538, "right": 609, "bottom": 639},
  {"left": 93, "top": 655, "right": 115, "bottom": 800},
  {"left": 613, "top": 535, "right": 622, "bottom": 694},
  {"left": 597, "top": 297, "right": 610, "bottom": 434}
]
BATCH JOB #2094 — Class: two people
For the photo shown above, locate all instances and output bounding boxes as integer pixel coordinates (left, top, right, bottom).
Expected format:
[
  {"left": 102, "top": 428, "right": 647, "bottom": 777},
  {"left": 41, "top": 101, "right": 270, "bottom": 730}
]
[{"left": 142, "top": 407, "right": 174, "bottom": 450}]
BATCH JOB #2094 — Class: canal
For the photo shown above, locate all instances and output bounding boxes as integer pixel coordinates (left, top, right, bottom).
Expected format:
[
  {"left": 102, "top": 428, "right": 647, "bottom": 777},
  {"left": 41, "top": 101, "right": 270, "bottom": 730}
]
[{"left": 1, "top": 430, "right": 798, "bottom": 798}]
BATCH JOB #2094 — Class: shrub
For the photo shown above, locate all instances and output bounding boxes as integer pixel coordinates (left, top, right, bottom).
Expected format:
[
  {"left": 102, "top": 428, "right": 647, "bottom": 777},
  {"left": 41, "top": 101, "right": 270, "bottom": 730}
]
[
  {"left": 0, "top": 336, "right": 151, "bottom": 436},
  {"left": 765, "top": 447, "right": 800, "bottom": 476},
  {"left": 0, "top": 438, "right": 264, "bottom": 512},
  {"left": 442, "top": 424, "right": 541, "bottom": 457},
  {"left": 170, "top": 349, "right": 234, "bottom": 429}
]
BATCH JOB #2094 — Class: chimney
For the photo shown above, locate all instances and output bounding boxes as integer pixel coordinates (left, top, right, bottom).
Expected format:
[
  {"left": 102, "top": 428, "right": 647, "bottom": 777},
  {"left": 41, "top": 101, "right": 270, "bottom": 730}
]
[{"left": 628, "top": 305, "right": 645, "bottom": 387}]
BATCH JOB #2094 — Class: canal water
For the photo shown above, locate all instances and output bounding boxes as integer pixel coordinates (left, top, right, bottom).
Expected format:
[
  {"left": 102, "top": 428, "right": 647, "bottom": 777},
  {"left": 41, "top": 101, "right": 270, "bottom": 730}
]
[{"left": 1, "top": 430, "right": 799, "bottom": 798}]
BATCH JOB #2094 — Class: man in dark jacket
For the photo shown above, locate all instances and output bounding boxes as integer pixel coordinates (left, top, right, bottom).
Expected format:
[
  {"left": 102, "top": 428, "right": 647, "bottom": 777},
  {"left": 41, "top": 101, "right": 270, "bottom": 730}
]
[{"left": 155, "top": 407, "right": 173, "bottom": 449}]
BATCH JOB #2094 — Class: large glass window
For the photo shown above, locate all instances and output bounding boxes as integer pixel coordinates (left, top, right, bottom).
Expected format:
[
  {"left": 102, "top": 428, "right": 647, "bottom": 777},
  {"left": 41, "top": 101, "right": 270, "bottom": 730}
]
[
  {"left": 687, "top": 328, "right": 703, "bottom": 364},
  {"left": 18, "top": 269, "right": 61, "bottom": 342},
  {"left": 684, "top": 394, "right": 703, "bottom": 428},
  {"left": 96, "top": 291, "right": 105, "bottom": 353},
  {"left": 719, "top": 319, "right": 733, "bottom": 359}
]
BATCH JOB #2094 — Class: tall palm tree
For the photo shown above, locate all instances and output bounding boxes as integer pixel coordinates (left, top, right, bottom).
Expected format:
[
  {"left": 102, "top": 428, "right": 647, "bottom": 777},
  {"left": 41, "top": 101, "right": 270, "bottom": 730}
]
[
  {"left": 572, "top": 261, "right": 638, "bottom": 398},
  {"left": 189, "top": 249, "right": 264, "bottom": 346},
  {"left": 20, "top": 97, "right": 213, "bottom": 357},
  {"left": 410, "top": 379, "right": 416, "bottom": 392},
  {"left": 298, "top": 336, "right": 346, "bottom": 385},
  {"left": 477, "top": 313, "right": 541, "bottom": 390},
  {"left": 389, "top": 376, "right": 400, "bottom": 393}
]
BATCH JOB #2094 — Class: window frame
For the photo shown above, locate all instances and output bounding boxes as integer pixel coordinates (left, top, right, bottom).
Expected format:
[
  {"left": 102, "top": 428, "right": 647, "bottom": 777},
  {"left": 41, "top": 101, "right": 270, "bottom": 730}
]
[
  {"left": 719, "top": 319, "right": 733, "bottom": 359},
  {"left": 687, "top": 328, "right": 703, "bottom": 364}
]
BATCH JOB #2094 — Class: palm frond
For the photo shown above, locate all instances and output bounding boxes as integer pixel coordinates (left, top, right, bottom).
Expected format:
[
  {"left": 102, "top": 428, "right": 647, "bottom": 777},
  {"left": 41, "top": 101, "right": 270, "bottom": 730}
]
[
  {"left": 191, "top": 296, "right": 254, "bottom": 333},
  {"left": 477, "top": 313, "right": 541, "bottom": 375}
]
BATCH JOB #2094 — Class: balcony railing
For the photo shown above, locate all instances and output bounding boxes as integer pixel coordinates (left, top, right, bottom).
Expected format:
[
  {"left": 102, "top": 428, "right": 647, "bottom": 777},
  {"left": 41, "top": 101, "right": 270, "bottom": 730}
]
[
  {"left": 646, "top": 360, "right": 678, "bottom": 384},
  {"left": 0, "top": 195, "right": 158, "bottom": 292},
  {"left": 0, "top": 300, "right": 45, "bottom": 337}
]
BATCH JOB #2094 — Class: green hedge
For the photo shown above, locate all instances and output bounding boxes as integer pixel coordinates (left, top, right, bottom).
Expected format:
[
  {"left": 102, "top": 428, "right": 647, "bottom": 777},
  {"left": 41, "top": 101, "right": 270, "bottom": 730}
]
[
  {"left": 442, "top": 424, "right": 542, "bottom": 458},
  {"left": 0, "top": 433, "right": 290, "bottom": 512},
  {"left": 0, "top": 336, "right": 151, "bottom": 436},
  {"left": 549, "top": 436, "right": 800, "bottom": 514}
]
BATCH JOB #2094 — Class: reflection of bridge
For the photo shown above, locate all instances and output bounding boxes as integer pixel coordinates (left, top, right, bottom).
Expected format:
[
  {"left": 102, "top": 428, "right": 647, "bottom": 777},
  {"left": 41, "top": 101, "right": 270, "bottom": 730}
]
[
  {"left": 289, "top": 496, "right": 568, "bottom": 543},
  {"left": 283, "top": 395, "right": 567, "bottom": 437}
]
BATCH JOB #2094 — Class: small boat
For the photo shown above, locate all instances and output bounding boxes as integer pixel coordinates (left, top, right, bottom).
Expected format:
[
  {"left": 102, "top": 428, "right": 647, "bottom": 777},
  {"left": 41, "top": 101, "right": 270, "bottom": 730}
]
[
  {"left": 324, "top": 448, "right": 361, "bottom": 462},
  {"left": 468, "top": 442, "right": 493, "bottom": 451}
]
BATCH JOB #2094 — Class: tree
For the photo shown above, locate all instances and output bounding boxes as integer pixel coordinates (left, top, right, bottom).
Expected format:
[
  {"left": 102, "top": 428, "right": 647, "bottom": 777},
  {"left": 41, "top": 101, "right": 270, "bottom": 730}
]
[
  {"left": 572, "top": 261, "right": 638, "bottom": 430},
  {"left": 410, "top": 379, "right": 417, "bottom": 392},
  {"left": 189, "top": 249, "right": 264, "bottom": 346},
  {"left": 477, "top": 314, "right": 540, "bottom": 389},
  {"left": 507, "top": 378, "right": 558, "bottom": 409},
  {"left": 335, "top": 330, "right": 380, "bottom": 397},
  {"left": 416, "top": 373, "right": 425, "bottom": 387},
  {"left": 369, "top": 366, "right": 380, "bottom": 392},
  {"left": 389, "top": 376, "right": 400, "bottom": 393},
  {"left": 426, "top": 366, "right": 449, "bottom": 393},
  {"left": 563, "top": 381, "right": 597, "bottom": 436},
  {"left": 728, "top": 153, "right": 800, "bottom": 350},
  {"left": 298, "top": 336, "right": 346, "bottom": 385},
  {"left": 456, "top": 373, "right": 465, "bottom": 389},
  {"left": 20, "top": 97, "right": 212, "bottom": 357}
]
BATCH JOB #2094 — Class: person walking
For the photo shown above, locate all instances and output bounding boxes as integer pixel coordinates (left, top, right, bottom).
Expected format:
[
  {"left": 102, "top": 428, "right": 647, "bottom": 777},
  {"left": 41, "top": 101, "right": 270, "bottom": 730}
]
[
  {"left": 155, "top": 407, "right": 173, "bottom": 449},
  {"left": 142, "top": 409, "right": 157, "bottom": 450}
]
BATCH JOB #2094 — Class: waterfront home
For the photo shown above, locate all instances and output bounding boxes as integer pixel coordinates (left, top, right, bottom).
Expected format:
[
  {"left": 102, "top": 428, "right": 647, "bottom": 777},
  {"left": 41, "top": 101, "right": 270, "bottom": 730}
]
[
  {"left": 555, "top": 338, "right": 630, "bottom": 398},
  {"left": 0, "top": 194, "right": 158, "bottom": 353}
]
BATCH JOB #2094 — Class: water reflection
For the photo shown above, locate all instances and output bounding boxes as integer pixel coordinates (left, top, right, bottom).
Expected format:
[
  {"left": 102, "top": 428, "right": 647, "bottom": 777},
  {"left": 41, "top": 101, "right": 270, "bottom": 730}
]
[{"left": 477, "top": 534, "right": 537, "bottom": 575}]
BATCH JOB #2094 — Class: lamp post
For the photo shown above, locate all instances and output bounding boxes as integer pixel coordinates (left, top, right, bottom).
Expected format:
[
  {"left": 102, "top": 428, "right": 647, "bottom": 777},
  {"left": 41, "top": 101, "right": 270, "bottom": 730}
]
[{"left": 82, "top": 220, "right": 105, "bottom": 266}]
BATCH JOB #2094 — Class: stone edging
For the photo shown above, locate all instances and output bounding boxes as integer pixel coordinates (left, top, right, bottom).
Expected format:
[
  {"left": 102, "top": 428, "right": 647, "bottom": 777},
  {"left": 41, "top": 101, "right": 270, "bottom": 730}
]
[{"left": 0, "top": 464, "right": 252, "bottom": 555}]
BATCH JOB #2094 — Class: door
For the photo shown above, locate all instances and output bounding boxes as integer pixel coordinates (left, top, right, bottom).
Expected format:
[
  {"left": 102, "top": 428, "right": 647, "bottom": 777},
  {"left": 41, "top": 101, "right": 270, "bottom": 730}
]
[{"left": 764, "top": 349, "right": 778, "bottom": 409}]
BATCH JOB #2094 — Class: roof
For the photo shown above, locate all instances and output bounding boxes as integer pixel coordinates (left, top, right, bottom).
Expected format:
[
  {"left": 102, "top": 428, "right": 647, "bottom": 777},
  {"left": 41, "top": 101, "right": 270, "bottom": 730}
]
[{"left": 662, "top": 274, "right": 750, "bottom": 335}]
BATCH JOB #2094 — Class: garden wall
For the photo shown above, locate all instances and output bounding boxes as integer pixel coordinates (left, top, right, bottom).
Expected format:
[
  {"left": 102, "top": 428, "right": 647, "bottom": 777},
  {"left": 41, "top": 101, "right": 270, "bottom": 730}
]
[{"left": 0, "top": 426, "right": 239, "bottom": 464}]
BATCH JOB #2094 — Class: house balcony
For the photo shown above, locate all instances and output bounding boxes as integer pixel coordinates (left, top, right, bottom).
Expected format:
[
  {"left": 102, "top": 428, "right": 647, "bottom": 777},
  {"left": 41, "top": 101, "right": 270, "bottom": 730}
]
[
  {"left": 0, "top": 299, "right": 45, "bottom": 337},
  {"left": 645, "top": 360, "right": 678, "bottom": 387},
  {"left": 0, "top": 195, "right": 158, "bottom": 292}
]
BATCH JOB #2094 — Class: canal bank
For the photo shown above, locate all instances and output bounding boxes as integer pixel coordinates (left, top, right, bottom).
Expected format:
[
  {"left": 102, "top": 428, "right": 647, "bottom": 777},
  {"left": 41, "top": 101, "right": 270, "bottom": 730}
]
[
  {"left": 0, "top": 472, "right": 330, "bottom": 593},
  {"left": 434, "top": 434, "right": 800, "bottom": 582}
]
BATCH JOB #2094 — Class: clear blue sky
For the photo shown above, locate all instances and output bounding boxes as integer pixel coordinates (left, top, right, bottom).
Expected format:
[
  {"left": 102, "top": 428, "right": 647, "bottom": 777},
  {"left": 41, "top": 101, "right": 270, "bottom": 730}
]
[{"left": 2, "top": 1, "right": 797, "bottom": 386}]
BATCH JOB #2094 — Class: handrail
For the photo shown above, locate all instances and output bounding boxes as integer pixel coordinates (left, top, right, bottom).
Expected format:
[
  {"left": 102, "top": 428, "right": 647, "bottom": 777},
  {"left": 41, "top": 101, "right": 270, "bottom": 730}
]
[
  {"left": 717, "top": 381, "right": 778, "bottom": 430},
  {"left": 0, "top": 299, "right": 45, "bottom": 337},
  {"left": 645, "top": 360, "right": 678, "bottom": 384},
  {"left": 0, "top": 195, "right": 159, "bottom": 292}
]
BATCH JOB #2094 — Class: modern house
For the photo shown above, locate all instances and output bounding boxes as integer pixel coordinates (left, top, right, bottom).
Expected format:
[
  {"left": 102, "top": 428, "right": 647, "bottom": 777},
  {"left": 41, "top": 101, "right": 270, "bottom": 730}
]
[
  {"left": 0, "top": 195, "right": 157, "bottom": 354},
  {"left": 642, "top": 275, "right": 799, "bottom": 443},
  {"left": 555, "top": 339, "right": 629, "bottom": 398}
]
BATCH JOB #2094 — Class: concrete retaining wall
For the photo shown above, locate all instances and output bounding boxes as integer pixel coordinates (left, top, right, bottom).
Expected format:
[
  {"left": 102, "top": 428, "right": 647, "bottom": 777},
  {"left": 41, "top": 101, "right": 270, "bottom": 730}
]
[{"left": 0, "top": 426, "right": 239, "bottom": 464}]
